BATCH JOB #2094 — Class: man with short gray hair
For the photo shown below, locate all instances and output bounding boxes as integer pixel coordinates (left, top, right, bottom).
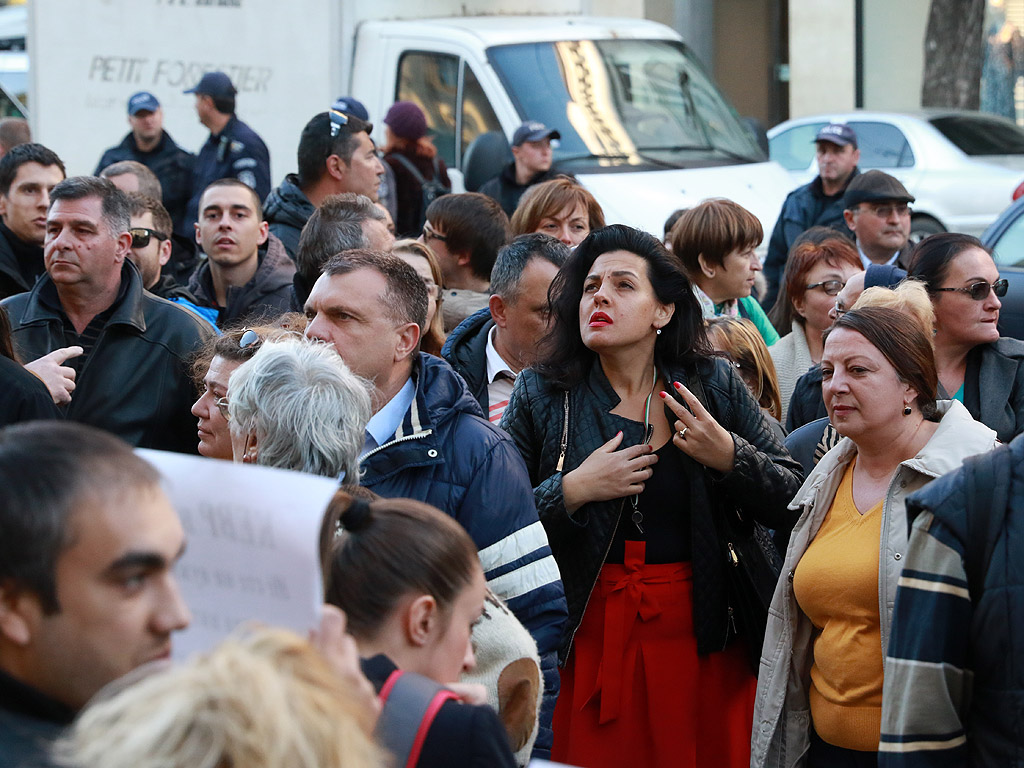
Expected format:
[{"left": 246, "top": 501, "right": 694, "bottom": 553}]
[
  {"left": 291, "top": 192, "right": 394, "bottom": 310},
  {"left": 1, "top": 176, "right": 214, "bottom": 452},
  {"left": 99, "top": 160, "right": 163, "bottom": 200},
  {"left": 442, "top": 233, "right": 567, "bottom": 423}
]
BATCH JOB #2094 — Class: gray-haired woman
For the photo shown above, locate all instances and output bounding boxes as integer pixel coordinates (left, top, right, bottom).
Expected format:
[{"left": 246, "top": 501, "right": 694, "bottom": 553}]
[{"left": 226, "top": 337, "right": 372, "bottom": 480}]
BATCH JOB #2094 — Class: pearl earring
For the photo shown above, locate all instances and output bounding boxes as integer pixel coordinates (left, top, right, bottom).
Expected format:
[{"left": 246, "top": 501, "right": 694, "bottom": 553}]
[{"left": 656, "top": 328, "right": 662, "bottom": 335}]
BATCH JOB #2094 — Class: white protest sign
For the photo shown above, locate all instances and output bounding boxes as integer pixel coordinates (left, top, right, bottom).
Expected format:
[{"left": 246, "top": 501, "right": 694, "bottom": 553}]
[{"left": 137, "top": 450, "right": 339, "bottom": 661}]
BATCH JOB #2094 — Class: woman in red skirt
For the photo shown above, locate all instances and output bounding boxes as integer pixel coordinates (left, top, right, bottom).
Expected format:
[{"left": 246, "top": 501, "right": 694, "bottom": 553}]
[{"left": 501, "top": 224, "right": 803, "bottom": 767}]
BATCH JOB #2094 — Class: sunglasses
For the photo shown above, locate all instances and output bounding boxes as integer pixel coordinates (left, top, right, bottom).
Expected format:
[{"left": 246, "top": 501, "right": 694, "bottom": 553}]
[
  {"left": 934, "top": 278, "right": 1008, "bottom": 301},
  {"left": 422, "top": 224, "right": 447, "bottom": 243},
  {"left": 212, "top": 330, "right": 263, "bottom": 420},
  {"left": 329, "top": 107, "right": 349, "bottom": 138},
  {"left": 806, "top": 279, "right": 845, "bottom": 296},
  {"left": 129, "top": 227, "right": 169, "bottom": 249}
]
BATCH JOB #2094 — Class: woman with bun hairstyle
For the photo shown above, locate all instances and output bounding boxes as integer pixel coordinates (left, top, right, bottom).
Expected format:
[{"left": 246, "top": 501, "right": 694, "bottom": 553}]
[{"left": 321, "top": 491, "right": 517, "bottom": 768}]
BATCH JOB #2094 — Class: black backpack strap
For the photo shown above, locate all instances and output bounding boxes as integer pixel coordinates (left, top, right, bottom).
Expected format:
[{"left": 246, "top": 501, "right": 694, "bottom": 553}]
[
  {"left": 375, "top": 670, "right": 460, "bottom": 768},
  {"left": 962, "top": 444, "right": 1012, "bottom": 604},
  {"left": 389, "top": 152, "right": 428, "bottom": 185}
]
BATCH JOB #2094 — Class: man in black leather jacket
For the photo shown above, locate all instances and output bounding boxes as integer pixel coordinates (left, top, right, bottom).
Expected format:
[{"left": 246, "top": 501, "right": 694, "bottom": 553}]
[{"left": 1, "top": 177, "right": 214, "bottom": 453}]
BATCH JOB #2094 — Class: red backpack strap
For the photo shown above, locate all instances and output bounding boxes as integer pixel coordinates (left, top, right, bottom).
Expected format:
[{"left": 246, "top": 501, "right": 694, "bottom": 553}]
[{"left": 376, "top": 670, "right": 460, "bottom": 767}]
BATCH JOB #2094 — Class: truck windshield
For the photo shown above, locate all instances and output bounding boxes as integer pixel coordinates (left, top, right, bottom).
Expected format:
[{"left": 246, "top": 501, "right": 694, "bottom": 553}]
[{"left": 487, "top": 39, "right": 764, "bottom": 170}]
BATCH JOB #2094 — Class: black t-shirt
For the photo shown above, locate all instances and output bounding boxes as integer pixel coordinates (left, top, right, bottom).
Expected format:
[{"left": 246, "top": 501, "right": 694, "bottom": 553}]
[{"left": 607, "top": 439, "right": 691, "bottom": 564}]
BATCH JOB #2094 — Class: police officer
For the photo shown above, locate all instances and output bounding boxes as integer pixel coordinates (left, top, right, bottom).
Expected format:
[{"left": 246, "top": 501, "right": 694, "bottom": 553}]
[
  {"left": 183, "top": 71, "right": 271, "bottom": 232},
  {"left": 95, "top": 91, "right": 196, "bottom": 239}
]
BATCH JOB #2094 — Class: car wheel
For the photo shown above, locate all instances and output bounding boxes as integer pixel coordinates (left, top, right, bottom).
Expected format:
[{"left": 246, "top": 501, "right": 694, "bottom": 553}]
[{"left": 909, "top": 215, "right": 946, "bottom": 244}]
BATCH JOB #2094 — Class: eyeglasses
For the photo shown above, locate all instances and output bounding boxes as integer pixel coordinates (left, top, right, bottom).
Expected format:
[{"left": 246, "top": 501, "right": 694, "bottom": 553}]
[
  {"left": 129, "top": 227, "right": 169, "bottom": 249},
  {"left": 329, "top": 107, "right": 348, "bottom": 138},
  {"left": 214, "top": 396, "right": 231, "bottom": 420},
  {"left": 422, "top": 224, "right": 447, "bottom": 243},
  {"left": 806, "top": 279, "right": 845, "bottom": 296},
  {"left": 833, "top": 300, "right": 848, "bottom": 318},
  {"left": 857, "top": 202, "right": 911, "bottom": 218},
  {"left": 934, "top": 278, "right": 1008, "bottom": 301}
]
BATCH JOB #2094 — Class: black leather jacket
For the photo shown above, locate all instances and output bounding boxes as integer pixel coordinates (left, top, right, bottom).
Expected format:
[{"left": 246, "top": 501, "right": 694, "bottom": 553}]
[
  {"left": 501, "top": 356, "right": 803, "bottom": 662},
  {"left": 2, "top": 262, "right": 215, "bottom": 452}
]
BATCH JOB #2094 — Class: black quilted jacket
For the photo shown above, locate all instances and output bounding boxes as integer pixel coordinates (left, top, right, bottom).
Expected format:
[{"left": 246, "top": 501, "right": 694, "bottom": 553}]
[{"left": 501, "top": 355, "right": 804, "bottom": 663}]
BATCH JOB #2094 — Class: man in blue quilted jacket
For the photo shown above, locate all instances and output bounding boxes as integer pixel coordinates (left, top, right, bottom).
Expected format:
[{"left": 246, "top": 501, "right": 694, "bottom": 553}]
[{"left": 304, "top": 248, "right": 567, "bottom": 757}]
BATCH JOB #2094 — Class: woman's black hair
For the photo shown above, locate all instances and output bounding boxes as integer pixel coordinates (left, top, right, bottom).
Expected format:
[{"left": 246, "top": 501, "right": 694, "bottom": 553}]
[
  {"left": 535, "top": 224, "right": 711, "bottom": 389},
  {"left": 318, "top": 490, "right": 480, "bottom": 643},
  {"left": 908, "top": 232, "right": 989, "bottom": 294},
  {"left": 0, "top": 305, "right": 18, "bottom": 363}
]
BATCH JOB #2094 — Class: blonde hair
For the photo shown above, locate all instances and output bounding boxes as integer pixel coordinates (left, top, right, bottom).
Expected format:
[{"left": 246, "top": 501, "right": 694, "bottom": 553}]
[
  {"left": 705, "top": 316, "right": 783, "bottom": 420},
  {"left": 852, "top": 280, "right": 935, "bottom": 342},
  {"left": 56, "top": 627, "right": 382, "bottom": 768},
  {"left": 392, "top": 238, "right": 446, "bottom": 356}
]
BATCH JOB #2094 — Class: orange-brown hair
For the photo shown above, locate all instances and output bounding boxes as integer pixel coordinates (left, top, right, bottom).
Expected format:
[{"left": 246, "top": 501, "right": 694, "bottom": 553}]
[{"left": 510, "top": 176, "right": 605, "bottom": 236}]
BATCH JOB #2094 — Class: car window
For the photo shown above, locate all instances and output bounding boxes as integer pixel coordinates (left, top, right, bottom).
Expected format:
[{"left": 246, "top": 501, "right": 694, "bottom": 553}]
[
  {"left": 769, "top": 123, "right": 824, "bottom": 170},
  {"left": 397, "top": 51, "right": 458, "bottom": 168},
  {"left": 849, "top": 122, "right": 915, "bottom": 168},
  {"left": 991, "top": 211, "right": 1024, "bottom": 267},
  {"left": 930, "top": 114, "right": 1024, "bottom": 155},
  {"left": 461, "top": 65, "right": 502, "bottom": 165}
]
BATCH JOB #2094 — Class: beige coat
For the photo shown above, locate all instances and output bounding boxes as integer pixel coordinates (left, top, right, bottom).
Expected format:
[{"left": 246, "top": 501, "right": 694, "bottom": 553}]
[{"left": 749, "top": 400, "right": 998, "bottom": 767}]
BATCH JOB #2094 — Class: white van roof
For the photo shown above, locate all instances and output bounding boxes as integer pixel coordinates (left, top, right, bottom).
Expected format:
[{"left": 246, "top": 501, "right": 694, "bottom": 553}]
[{"left": 361, "top": 16, "right": 682, "bottom": 47}]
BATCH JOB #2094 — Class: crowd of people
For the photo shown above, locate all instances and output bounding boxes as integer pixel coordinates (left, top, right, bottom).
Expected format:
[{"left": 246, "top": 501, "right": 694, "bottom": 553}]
[{"left": 0, "top": 74, "right": 1021, "bottom": 768}]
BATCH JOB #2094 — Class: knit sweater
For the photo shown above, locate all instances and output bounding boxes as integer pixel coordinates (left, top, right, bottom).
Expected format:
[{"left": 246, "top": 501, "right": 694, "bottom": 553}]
[{"left": 769, "top": 321, "right": 815, "bottom": 424}]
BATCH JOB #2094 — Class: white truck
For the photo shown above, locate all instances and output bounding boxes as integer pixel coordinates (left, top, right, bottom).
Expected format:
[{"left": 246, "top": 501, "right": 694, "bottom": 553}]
[{"left": 29, "top": 0, "right": 791, "bottom": 240}]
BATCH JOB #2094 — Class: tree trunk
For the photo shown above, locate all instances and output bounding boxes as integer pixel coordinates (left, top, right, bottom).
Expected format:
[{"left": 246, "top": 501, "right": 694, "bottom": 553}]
[{"left": 921, "top": 0, "right": 986, "bottom": 108}]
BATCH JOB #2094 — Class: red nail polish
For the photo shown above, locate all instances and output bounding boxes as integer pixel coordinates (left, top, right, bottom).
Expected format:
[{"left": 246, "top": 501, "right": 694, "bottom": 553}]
[
  {"left": 673, "top": 381, "right": 682, "bottom": 389},
  {"left": 659, "top": 391, "right": 667, "bottom": 398}
]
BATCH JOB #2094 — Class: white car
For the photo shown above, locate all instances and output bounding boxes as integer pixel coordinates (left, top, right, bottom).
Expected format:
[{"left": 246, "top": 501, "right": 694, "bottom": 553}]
[{"left": 767, "top": 110, "right": 1024, "bottom": 241}]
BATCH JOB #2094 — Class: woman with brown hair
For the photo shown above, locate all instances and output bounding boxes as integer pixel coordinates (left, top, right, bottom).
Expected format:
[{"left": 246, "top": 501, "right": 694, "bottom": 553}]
[
  {"left": 752, "top": 307, "right": 999, "bottom": 767},
  {"left": 767, "top": 232, "right": 863, "bottom": 420},
  {"left": 509, "top": 176, "right": 605, "bottom": 248},
  {"left": 392, "top": 238, "right": 446, "bottom": 356},
  {"left": 383, "top": 101, "right": 452, "bottom": 238},
  {"left": 909, "top": 232, "right": 1024, "bottom": 442},
  {"left": 321, "top": 491, "right": 517, "bottom": 768},
  {"left": 671, "top": 198, "right": 778, "bottom": 346}
]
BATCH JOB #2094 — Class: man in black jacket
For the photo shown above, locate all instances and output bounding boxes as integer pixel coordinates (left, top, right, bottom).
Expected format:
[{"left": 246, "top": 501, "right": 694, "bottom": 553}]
[
  {"left": 1, "top": 177, "right": 214, "bottom": 453},
  {"left": 0, "top": 144, "right": 65, "bottom": 300},
  {"left": 184, "top": 72, "right": 270, "bottom": 231},
  {"left": 479, "top": 121, "right": 564, "bottom": 216},
  {"left": 94, "top": 92, "right": 195, "bottom": 238},
  {"left": 442, "top": 233, "right": 566, "bottom": 423},
  {"left": 763, "top": 123, "right": 860, "bottom": 310},
  {"left": 0, "top": 422, "right": 190, "bottom": 768},
  {"left": 188, "top": 179, "right": 294, "bottom": 327},
  {"left": 264, "top": 109, "right": 384, "bottom": 259}
]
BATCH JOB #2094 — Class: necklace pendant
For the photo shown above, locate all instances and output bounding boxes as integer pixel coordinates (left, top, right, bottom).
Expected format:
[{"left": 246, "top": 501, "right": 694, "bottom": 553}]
[{"left": 632, "top": 509, "right": 644, "bottom": 534}]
